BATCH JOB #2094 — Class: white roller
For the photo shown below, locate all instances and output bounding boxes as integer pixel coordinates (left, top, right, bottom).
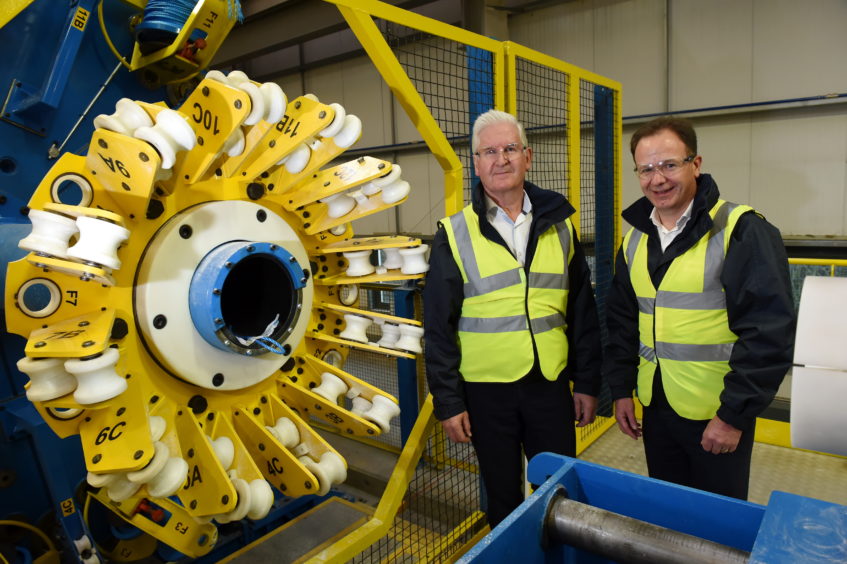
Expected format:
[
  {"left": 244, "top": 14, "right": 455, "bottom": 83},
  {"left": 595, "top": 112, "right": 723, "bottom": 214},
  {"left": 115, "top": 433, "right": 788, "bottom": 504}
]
[
  {"left": 382, "top": 248, "right": 403, "bottom": 270},
  {"left": 226, "top": 70, "right": 250, "bottom": 85},
  {"left": 332, "top": 114, "right": 362, "bottom": 149},
  {"left": 238, "top": 81, "right": 265, "bottom": 126},
  {"left": 266, "top": 417, "right": 299, "bottom": 449},
  {"left": 215, "top": 477, "right": 251, "bottom": 523},
  {"left": 247, "top": 479, "right": 274, "bottom": 520},
  {"left": 321, "top": 192, "right": 356, "bottom": 218},
  {"left": 134, "top": 109, "right": 195, "bottom": 169},
  {"left": 791, "top": 276, "right": 847, "bottom": 456},
  {"left": 93, "top": 98, "right": 153, "bottom": 136},
  {"left": 312, "top": 372, "right": 348, "bottom": 403},
  {"left": 65, "top": 348, "right": 127, "bottom": 405},
  {"left": 299, "top": 452, "right": 346, "bottom": 496},
  {"left": 398, "top": 244, "right": 429, "bottom": 275},
  {"left": 377, "top": 323, "right": 401, "bottom": 350},
  {"left": 209, "top": 435, "right": 235, "bottom": 470},
  {"left": 260, "top": 82, "right": 287, "bottom": 124},
  {"left": 222, "top": 127, "right": 245, "bottom": 157},
  {"left": 66, "top": 216, "right": 129, "bottom": 271},
  {"left": 395, "top": 324, "right": 424, "bottom": 354},
  {"left": 339, "top": 314, "right": 371, "bottom": 343},
  {"left": 292, "top": 442, "right": 310, "bottom": 457},
  {"left": 361, "top": 395, "right": 400, "bottom": 434},
  {"left": 107, "top": 474, "right": 141, "bottom": 502},
  {"left": 204, "top": 70, "right": 228, "bottom": 83},
  {"left": 359, "top": 181, "right": 381, "bottom": 196},
  {"left": 148, "top": 415, "right": 167, "bottom": 442},
  {"left": 283, "top": 143, "right": 311, "bottom": 173},
  {"left": 127, "top": 441, "right": 169, "bottom": 483},
  {"left": 381, "top": 179, "right": 411, "bottom": 204},
  {"left": 343, "top": 250, "right": 375, "bottom": 277},
  {"left": 17, "top": 356, "right": 77, "bottom": 402},
  {"left": 146, "top": 457, "right": 189, "bottom": 498},
  {"left": 19, "top": 209, "right": 78, "bottom": 258},
  {"left": 319, "top": 103, "right": 346, "bottom": 138},
  {"left": 86, "top": 471, "right": 119, "bottom": 488},
  {"left": 350, "top": 395, "right": 372, "bottom": 416},
  {"left": 372, "top": 164, "right": 401, "bottom": 188}
]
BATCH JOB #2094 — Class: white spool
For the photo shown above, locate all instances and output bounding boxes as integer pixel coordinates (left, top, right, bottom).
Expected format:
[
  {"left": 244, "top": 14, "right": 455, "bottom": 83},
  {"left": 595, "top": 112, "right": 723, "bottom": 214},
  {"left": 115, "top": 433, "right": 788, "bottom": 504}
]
[
  {"left": 350, "top": 396, "right": 372, "bottom": 416},
  {"left": 209, "top": 436, "right": 235, "bottom": 470},
  {"left": 66, "top": 216, "right": 129, "bottom": 271},
  {"left": 148, "top": 415, "right": 166, "bottom": 442},
  {"left": 359, "top": 181, "right": 381, "bottom": 196},
  {"left": 303, "top": 93, "right": 320, "bottom": 102},
  {"left": 292, "top": 442, "right": 310, "bottom": 457},
  {"left": 107, "top": 474, "right": 141, "bottom": 502},
  {"left": 19, "top": 209, "right": 78, "bottom": 258},
  {"left": 216, "top": 477, "right": 251, "bottom": 523},
  {"left": 134, "top": 109, "right": 196, "bottom": 169},
  {"left": 65, "top": 347, "right": 127, "bottom": 405},
  {"left": 312, "top": 372, "right": 348, "bottom": 403},
  {"left": 87, "top": 471, "right": 119, "bottom": 488},
  {"left": 381, "top": 179, "right": 411, "bottom": 204},
  {"left": 395, "top": 324, "right": 424, "bottom": 354},
  {"left": 266, "top": 417, "right": 299, "bottom": 449},
  {"left": 362, "top": 395, "right": 401, "bottom": 433},
  {"left": 372, "top": 164, "right": 401, "bottom": 188},
  {"left": 93, "top": 98, "right": 153, "bottom": 136},
  {"left": 260, "top": 82, "right": 286, "bottom": 124},
  {"left": 299, "top": 452, "right": 346, "bottom": 496},
  {"left": 283, "top": 143, "right": 311, "bottom": 173},
  {"left": 222, "top": 127, "right": 245, "bottom": 157},
  {"left": 321, "top": 192, "right": 356, "bottom": 219},
  {"left": 319, "top": 103, "right": 347, "bottom": 138},
  {"left": 127, "top": 441, "right": 169, "bottom": 483},
  {"left": 146, "top": 457, "right": 189, "bottom": 498},
  {"left": 791, "top": 276, "right": 847, "bottom": 456},
  {"left": 377, "top": 323, "right": 401, "bottom": 350},
  {"left": 343, "top": 250, "right": 375, "bottom": 277},
  {"left": 332, "top": 114, "right": 362, "bottom": 149},
  {"left": 238, "top": 81, "right": 265, "bottom": 126},
  {"left": 382, "top": 248, "right": 403, "bottom": 270},
  {"left": 398, "top": 244, "right": 430, "bottom": 275},
  {"left": 247, "top": 479, "right": 274, "bottom": 520},
  {"left": 204, "top": 70, "right": 227, "bottom": 83},
  {"left": 226, "top": 70, "right": 250, "bottom": 85},
  {"left": 17, "top": 356, "right": 77, "bottom": 402},
  {"left": 329, "top": 224, "right": 348, "bottom": 237},
  {"left": 339, "top": 314, "right": 371, "bottom": 343}
]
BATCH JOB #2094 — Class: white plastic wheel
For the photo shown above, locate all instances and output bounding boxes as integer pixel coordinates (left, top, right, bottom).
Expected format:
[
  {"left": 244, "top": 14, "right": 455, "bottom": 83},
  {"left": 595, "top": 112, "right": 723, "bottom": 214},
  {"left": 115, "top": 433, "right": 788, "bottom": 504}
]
[
  {"left": 209, "top": 435, "right": 235, "bottom": 470},
  {"left": 372, "top": 164, "right": 401, "bottom": 188},
  {"left": 127, "top": 441, "right": 169, "bottom": 484},
  {"left": 146, "top": 457, "right": 189, "bottom": 498},
  {"left": 321, "top": 192, "right": 356, "bottom": 219},
  {"left": 381, "top": 179, "right": 411, "bottom": 205},
  {"left": 66, "top": 216, "right": 130, "bottom": 271},
  {"left": 398, "top": 244, "right": 430, "bottom": 275},
  {"left": 19, "top": 209, "right": 78, "bottom": 258},
  {"left": 332, "top": 115, "right": 362, "bottom": 149},
  {"left": 93, "top": 98, "right": 153, "bottom": 136},
  {"left": 86, "top": 471, "right": 119, "bottom": 488},
  {"left": 362, "top": 395, "right": 401, "bottom": 433},
  {"left": 395, "top": 324, "right": 424, "bottom": 354},
  {"left": 342, "top": 250, "right": 375, "bottom": 277},
  {"left": 107, "top": 474, "right": 141, "bottom": 502},
  {"left": 299, "top": 452, "right": 346, "bottom": 496},
  {"left": 222, "top": 127, "right": 245, "bottom": 157},
  {"left": 239, "top": 81, "right": 265, "bottom": 126},
  {"left": 65, "top": 348, "right": 127, "bottom": 405},
  {"left": 134, "top": 109, "right": 196, "bottom": 169},
  {"left": 17, "top": 356, "right": 77, "bottom": 402},
  {"left": 338, "top": 314, "right": 371, "bottom": 343},
  {"left": 312, "top": 372, "right": 348, "bottom": 403},
  {"left": 267, "top": 417, "right": 299, "bottom": 449},
  {"left": 260, "top": 82, "right": 287, "bottom": 124},
  {"left": 148, "top": 415, "right": 167, "bottom": 442},
  {"left": 247, "top": 479, "right": 274, "bottom": 520},
  {"left": 350, "top": 395, "right": 372, "bottom": 416},
  {"left": 283, "top": 143, "right": 311, "bottom": 174},
  {"left": 319, "top": 103, "right": 346, "bottom": 138}
]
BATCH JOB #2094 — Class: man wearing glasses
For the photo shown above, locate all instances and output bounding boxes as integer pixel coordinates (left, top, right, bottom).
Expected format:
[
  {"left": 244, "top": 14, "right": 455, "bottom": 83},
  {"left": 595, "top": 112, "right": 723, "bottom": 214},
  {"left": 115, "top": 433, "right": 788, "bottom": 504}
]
[
  {"left": 604, "top": 116, "right": 795, "bottom": 499},
  {"left": 424, "top": 109, "right": 602, "bottom": 527}
]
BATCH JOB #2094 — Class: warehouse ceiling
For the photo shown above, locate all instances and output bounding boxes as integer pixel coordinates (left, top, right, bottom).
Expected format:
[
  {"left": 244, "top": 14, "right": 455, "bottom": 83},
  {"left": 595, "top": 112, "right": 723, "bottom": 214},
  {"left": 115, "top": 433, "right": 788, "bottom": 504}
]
[{"left": 211, "top": 0, "right": 572, "bottom": 81}]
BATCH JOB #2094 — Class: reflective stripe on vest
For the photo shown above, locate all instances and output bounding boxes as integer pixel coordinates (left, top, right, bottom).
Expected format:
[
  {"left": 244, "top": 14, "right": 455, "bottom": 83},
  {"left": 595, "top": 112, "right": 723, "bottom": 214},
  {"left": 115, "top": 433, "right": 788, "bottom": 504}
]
[
  {"left": 623, "top": 199, "right": 753, "bottom": 419},
  {"left": 442, "top": 205, "right": 573, "bottom": 382}
]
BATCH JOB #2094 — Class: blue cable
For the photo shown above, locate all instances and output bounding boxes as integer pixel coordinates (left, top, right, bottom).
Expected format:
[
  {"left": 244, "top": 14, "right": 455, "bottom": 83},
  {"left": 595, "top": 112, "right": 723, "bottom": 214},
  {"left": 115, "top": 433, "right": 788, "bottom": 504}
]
[{"left": 253, "top": 337, "right": 287, "bottom": 355}]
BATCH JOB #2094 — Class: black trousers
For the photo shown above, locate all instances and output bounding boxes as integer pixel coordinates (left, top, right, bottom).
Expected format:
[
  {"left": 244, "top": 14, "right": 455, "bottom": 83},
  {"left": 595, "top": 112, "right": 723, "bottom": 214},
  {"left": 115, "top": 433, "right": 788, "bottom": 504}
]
[
  {"left": 642, "top": 374, "right": 754, "bottom": 500},
  {"left": 465, "top": 370, "right": 575, "bottom": 527}
]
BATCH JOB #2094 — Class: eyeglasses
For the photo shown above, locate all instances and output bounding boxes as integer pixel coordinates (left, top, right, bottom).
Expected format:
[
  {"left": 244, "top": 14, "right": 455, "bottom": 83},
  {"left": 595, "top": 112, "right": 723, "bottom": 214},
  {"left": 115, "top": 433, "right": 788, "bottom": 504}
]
[
  {"left": 634, "top": 155, "right": 695, "bottom": 180},
  {"left": 474, "top": 143, "right": 526, "bottom": 161}
]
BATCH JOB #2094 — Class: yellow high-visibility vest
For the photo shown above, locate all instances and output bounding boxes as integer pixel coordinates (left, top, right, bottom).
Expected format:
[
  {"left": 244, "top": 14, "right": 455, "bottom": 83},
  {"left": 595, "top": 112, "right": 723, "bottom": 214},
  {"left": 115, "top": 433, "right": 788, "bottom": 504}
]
[
  {"left": 624, "top": 199, "right": 753, "bottom": 419},
  {"left": 441, "top": 205, "right": 574, "bottom": 382}
]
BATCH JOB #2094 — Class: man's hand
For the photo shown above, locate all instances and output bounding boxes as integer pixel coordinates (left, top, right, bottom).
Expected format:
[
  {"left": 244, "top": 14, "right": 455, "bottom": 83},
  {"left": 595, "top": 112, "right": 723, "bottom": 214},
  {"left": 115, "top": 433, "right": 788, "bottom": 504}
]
[
  {"left": 441, "top": 411, "right": 472, "bottom": 443},
  {"left": 701, "top": 415, "right": 741, "bottom": 455},
  {"left": 614, "top": 397, "right": 642, "bottom": 439},
  {"left": 574, "top": 393, "right": 597, "bottom": 427}
]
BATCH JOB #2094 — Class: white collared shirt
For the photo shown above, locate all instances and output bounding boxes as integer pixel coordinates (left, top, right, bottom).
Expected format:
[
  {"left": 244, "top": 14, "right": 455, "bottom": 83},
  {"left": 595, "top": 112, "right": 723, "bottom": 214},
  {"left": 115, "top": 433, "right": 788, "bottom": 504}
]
[
  {"left": 650, "top": 200, "right": 694, "bottom": 251},
  {"left": 486, "top": 192, "right": 533, "bottom": 265}
]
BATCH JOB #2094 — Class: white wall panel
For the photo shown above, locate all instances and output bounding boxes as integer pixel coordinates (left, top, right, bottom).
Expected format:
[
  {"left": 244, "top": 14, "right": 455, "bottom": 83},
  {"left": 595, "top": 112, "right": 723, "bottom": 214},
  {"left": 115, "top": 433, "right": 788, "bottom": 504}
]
[
  {"left": 751, "top": 0, "right": 847, "bottom": 101},
  {"left": 669, "top": 1, "right": 753, "bottom": 110}
]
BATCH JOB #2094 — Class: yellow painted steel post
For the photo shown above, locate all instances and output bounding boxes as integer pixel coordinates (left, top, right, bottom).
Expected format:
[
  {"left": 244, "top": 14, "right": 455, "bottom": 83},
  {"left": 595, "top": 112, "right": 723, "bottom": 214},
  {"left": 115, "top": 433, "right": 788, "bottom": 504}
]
[{"left": 306, "top": 396, "right": 438, "bottom": 563}]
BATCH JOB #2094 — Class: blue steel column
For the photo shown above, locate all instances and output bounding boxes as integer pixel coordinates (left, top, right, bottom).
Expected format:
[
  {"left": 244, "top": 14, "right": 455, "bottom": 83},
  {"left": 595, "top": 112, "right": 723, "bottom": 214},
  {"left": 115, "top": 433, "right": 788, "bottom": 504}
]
[{"left": 393, "top": 286, "right": 419, "bottom": 446}]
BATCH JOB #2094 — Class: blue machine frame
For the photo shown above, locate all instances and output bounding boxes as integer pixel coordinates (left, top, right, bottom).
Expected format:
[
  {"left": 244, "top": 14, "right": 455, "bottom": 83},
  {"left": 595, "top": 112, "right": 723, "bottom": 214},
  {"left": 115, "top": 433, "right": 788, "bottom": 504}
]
[{"left": 461, "top": 452, "right": 847, "bottom": 563}]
